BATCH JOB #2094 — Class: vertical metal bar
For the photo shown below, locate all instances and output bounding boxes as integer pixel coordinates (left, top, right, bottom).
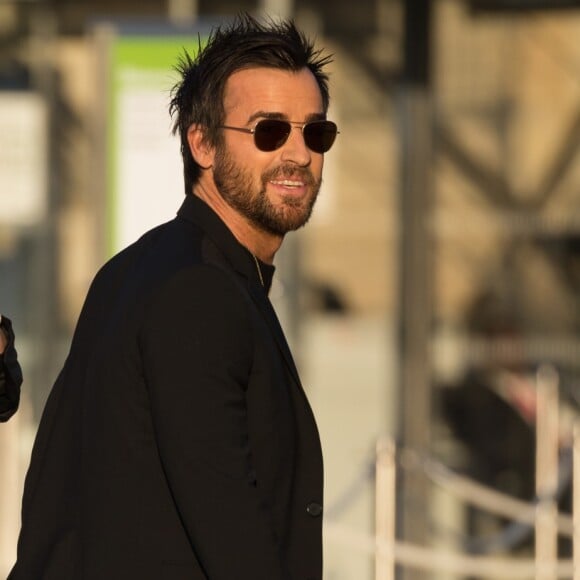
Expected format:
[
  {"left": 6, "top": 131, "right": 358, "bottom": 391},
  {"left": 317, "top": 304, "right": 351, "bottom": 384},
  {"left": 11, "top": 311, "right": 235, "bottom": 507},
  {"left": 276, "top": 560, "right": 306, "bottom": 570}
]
[{"left": 396, "top": 2, "right": 433, "bottom": 578}]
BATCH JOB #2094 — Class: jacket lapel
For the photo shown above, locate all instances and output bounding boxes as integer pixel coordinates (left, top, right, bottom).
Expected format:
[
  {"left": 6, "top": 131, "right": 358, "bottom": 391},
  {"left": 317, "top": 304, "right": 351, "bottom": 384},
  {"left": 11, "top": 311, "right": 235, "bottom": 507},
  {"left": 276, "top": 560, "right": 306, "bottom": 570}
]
[{"left": 246, "top": 284, "right": 303, "bottom": 388}]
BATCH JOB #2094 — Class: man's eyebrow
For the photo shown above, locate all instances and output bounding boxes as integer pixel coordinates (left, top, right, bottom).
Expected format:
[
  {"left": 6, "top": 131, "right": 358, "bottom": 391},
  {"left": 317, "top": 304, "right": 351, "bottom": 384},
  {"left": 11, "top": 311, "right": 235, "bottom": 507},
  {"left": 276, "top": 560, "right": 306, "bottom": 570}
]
[
  {"left": 246, "top": 111, "right": 326, "bottom": 124},
  {"left": 306, "top": 112, "right": 327, "bottom": 122},
  {"left": 245, "top": 111, "right": 283, "bottom": 124}
]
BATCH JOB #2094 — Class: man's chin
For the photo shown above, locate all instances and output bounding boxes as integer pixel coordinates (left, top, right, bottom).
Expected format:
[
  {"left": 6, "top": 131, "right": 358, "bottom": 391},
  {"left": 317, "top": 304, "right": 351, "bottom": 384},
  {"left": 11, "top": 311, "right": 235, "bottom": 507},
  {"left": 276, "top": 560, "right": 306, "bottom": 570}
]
[
  {"left": 251, "top": 209, "right": 313, "bottom": 237},
  {"left": 275, "top": 208, "right": 315, "bottom": 233}
]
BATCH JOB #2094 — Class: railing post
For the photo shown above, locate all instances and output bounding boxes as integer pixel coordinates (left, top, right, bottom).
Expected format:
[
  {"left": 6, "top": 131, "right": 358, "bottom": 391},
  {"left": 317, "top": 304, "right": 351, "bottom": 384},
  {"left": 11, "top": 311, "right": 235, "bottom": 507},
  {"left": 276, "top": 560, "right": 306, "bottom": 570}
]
[
  {"left": 376, "top": 436, "right": 396, "bottom": 580},
  {"left": 535, "top": 364, "right": 559, "bottom": 580}
]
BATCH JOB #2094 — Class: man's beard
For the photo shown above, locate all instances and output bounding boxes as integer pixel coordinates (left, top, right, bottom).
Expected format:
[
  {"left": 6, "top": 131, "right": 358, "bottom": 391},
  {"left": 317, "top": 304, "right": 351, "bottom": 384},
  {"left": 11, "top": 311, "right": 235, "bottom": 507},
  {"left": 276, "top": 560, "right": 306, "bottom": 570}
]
[{"left": 213, "top": 146, "right": 321, "bottom": 237}]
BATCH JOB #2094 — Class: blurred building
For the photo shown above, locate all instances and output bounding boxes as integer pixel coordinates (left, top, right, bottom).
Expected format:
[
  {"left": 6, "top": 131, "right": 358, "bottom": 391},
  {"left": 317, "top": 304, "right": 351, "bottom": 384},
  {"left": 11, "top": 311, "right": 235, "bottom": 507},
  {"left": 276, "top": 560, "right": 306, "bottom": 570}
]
[{"left": 1, "top": 1, "right": 580, "bottom": 578}]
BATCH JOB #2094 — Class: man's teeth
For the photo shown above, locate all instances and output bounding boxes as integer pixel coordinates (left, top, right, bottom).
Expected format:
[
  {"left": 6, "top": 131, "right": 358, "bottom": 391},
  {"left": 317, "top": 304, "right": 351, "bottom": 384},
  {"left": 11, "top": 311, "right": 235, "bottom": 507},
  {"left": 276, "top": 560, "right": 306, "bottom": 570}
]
[{"left": 272, "top": 179, "right": 303, "bottom": 186}]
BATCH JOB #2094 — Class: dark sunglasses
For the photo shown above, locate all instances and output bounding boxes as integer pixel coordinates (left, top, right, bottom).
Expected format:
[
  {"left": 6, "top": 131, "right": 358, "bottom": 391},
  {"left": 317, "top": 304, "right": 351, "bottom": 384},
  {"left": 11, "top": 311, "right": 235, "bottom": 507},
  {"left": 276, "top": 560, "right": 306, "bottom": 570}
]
[{"left": 218, "top": 119, "right": 339, "bottom": 154}]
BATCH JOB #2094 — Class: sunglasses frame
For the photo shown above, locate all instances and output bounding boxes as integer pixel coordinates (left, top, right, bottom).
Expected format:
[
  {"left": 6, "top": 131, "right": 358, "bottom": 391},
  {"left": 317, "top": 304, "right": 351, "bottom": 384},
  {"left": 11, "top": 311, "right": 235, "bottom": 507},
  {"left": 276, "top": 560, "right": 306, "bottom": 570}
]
[{"left": 218, "top": 119, "right": 339, "bottom": 154}]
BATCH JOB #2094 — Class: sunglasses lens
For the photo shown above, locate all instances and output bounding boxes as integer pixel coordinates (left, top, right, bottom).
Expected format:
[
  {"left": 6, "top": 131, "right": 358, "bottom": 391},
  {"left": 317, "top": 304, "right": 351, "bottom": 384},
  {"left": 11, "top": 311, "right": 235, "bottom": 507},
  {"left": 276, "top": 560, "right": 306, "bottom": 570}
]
[
  {"left": 304, "top": 121, "right": 338, "bottom": 153},
  {"left": 252, "top": 119, "right": 338, "bottom": 153},
  {"left": 254, "top": 120, "right": 292, "bottom": 152}
]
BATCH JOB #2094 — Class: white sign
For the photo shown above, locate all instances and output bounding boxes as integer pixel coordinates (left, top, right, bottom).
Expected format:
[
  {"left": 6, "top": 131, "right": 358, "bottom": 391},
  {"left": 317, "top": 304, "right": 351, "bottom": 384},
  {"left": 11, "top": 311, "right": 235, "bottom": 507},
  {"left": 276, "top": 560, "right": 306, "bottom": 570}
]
[
  {"left": 114, "top": 72, "right": 183, "bottom": 251},
  {"left": 0, "top": 92, "right": 48, "bottom": 227}
]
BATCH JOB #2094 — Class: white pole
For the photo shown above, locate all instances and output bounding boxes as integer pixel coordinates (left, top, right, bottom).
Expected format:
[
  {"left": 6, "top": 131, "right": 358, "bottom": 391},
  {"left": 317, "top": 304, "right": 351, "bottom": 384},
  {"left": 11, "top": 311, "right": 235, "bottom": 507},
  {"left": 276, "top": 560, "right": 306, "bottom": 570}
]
[
  {"left": 0, "top": 414, "right": 22, "bottom": 577},
  {"left": 375, "top": 436, "right": 396, "bottom": 580},
  {"left": 535, "top": 364, "right": 560, "bottom": 580}
]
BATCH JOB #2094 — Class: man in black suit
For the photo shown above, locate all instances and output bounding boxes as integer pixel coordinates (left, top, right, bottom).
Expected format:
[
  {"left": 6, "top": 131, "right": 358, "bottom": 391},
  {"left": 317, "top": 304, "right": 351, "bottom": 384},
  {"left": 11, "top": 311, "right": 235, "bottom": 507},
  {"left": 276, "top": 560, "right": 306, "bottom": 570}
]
[
  {"left": 0, "top": 314, "right": 22, "bottom": 422},
  {"left": 10, "top": 14, "right": 338, "bottom": 580}
]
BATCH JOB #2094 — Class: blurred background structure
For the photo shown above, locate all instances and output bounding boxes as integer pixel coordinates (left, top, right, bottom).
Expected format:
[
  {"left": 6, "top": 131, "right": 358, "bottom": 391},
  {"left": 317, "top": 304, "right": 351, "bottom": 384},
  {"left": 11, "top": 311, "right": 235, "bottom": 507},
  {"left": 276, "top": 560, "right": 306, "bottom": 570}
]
[{"left": 1, "top": 0, "right": 580, "bottom": 578}]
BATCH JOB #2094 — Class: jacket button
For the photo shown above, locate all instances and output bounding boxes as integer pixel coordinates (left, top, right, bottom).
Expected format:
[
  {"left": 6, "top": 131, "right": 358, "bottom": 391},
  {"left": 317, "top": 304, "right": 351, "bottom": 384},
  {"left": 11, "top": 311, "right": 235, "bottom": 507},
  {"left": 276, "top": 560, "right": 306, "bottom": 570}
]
[{"left": 306, "top": 502, "right": 323, "bottom": 517}]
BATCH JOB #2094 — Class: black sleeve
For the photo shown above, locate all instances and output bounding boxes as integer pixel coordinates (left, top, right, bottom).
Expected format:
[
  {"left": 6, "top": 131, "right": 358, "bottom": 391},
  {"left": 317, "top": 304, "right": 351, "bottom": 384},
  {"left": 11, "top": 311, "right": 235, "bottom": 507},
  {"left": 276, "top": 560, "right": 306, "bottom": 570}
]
[{"left": 0, "top": 316, "right": 23, "bottom": 422}]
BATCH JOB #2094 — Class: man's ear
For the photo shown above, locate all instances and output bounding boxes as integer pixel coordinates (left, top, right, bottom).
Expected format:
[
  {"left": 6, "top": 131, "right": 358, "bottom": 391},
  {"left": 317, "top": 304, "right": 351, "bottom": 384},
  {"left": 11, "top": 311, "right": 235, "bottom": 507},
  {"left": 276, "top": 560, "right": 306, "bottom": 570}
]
[{"left": 187, "top": 124, "right": 215, "bottom": 169}]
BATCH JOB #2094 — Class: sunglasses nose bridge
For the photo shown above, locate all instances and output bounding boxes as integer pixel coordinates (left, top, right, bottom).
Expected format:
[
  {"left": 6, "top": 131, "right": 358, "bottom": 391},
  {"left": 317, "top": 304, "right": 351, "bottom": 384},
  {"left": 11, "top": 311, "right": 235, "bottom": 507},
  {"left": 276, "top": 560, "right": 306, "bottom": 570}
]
[{"left": 288, "top": 124, "right": 313, "bottom": 153}]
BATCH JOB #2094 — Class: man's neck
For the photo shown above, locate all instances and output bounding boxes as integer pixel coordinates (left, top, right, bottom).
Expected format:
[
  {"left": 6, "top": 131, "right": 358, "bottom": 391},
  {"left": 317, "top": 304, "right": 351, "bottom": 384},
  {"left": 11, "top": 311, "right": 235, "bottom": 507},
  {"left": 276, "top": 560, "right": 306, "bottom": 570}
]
[{"left": 192, "top": 183, "right": 283, "bottom": 265}]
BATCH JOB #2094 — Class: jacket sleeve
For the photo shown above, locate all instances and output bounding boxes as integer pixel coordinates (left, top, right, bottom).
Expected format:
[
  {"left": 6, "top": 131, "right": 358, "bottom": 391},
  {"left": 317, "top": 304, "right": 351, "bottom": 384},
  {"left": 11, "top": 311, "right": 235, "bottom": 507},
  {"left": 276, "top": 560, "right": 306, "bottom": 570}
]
[
  {"left": 0, "top": 316, "right": 23, "bottom": 422},
  {"left": 139, "top": 265, "right": 287, "bottom": 580}
]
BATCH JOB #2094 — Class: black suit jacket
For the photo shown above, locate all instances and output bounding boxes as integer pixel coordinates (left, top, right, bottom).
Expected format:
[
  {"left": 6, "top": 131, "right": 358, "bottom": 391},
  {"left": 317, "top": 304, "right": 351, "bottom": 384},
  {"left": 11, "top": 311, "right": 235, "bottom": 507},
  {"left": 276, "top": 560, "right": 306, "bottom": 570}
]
[{"left": 9, "top": 195, "right": 323, "bottom": 580}]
